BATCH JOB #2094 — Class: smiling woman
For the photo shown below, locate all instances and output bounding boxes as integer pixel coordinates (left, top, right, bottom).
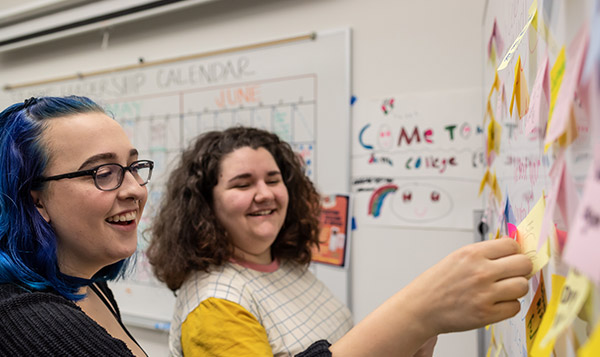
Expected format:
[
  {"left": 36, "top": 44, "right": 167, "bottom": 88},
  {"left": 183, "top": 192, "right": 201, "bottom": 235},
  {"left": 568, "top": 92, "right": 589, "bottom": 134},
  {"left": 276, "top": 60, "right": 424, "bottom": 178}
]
[
  {"left": 0, "top": 96, "right": 152, "bottom": 356},
  {"left": 147, "top": 127, "right": 353, "bottom": 356}
]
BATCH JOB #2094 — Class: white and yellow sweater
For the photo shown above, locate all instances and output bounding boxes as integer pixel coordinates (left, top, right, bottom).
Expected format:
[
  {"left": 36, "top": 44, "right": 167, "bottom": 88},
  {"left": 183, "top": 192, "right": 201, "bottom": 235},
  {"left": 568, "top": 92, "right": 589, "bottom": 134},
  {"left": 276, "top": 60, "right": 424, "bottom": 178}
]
[{"left": 169, "top": 259, "right": 353, "bottom": 357}]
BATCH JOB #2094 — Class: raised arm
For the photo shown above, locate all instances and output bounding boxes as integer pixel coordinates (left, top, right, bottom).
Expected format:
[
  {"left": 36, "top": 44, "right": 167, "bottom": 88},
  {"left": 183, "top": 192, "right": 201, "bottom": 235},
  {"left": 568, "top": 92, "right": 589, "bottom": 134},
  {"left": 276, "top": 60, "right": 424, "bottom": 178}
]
[{"left": 329, "top": 238, "right": 532, "bottom": 357}]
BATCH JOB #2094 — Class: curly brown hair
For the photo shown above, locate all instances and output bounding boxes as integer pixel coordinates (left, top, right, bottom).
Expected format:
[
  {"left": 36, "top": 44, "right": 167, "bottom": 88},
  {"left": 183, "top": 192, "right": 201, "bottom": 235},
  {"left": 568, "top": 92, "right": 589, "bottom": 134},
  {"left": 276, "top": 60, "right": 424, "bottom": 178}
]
[{"left": 146, "top": 127, "right": 322, "bottom": 291}]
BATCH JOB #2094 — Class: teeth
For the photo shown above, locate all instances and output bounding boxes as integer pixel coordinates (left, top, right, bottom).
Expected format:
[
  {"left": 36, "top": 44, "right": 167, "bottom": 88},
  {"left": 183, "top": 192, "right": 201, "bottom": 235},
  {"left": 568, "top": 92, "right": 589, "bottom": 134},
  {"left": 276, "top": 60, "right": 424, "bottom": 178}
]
[
  {"left": 107, "top": 211, "right": 137, "bottom": 222},
  {"left": 250, "top": 210, "right": 273, "bottom": 216}
]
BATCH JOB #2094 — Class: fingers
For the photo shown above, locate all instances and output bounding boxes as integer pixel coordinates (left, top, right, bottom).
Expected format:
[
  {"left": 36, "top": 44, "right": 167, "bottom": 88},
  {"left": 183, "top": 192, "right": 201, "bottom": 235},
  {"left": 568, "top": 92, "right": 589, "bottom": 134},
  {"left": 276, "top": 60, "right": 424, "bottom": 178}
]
[
  {"left": 488, "top": 300, "right": 522, "bottom": 324},
  {"left": 491, "top": 253, "right": 533, "bottom": 280},
  {"left": 479, "top": 237, "right": 521, "bottom": 260},
  {"left": 490, "top": 276, "right": 529, "bottom": 302}
]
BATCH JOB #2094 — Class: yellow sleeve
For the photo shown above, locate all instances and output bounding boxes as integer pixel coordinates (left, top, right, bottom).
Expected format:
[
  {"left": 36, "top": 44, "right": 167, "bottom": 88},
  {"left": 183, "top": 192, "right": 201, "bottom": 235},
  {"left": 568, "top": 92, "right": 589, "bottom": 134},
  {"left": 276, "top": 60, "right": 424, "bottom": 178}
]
[{"left": 181, "top": 297, "right": 272, "bottom": 357}]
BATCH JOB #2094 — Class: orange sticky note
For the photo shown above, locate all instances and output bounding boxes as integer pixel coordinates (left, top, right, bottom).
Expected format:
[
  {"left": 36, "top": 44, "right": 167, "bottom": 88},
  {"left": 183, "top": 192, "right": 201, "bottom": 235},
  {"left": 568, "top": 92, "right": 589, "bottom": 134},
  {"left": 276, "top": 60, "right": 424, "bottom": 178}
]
[
  {"left": 526, "top": 272, "right": 547, "bottom": 353},
  {"left": 556, "top": 108, "right": 579, "bottom": 148},
  {"left": 491, "top": 173, "right": 502, "bottom": 204},
  {"left": 510, "top": 56, "right": 530, "bottom": 119},
  {"left": 530, "top": 274, "right": 566, "bottom": 357},
  {"left": 488, "top": 70, "right": 500, "bottom": 101},
  {"left": 479, "top": 169, "right": 491, "bottom": 196},
  {"left": 487, "top": 117, "right": 502, "bottom": 155}
]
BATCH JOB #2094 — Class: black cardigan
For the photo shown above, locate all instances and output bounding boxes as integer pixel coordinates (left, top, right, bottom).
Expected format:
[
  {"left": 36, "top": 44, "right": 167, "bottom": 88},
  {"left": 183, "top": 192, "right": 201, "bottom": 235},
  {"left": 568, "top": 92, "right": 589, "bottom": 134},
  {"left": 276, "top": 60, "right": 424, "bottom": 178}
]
[
  {"left": 0, "top": 282, "right": 136, "bottom": 356},
  {"left": 0, "top": 282, "right": 332, "bottom": 356}
]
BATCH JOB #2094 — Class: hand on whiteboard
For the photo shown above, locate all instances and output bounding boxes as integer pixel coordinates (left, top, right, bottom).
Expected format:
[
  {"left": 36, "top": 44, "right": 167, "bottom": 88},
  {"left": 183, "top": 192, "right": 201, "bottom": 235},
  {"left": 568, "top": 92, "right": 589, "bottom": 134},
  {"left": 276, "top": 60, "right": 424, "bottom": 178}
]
[{"left": 413, "top": 237, "right": 532, "bottom": 334}]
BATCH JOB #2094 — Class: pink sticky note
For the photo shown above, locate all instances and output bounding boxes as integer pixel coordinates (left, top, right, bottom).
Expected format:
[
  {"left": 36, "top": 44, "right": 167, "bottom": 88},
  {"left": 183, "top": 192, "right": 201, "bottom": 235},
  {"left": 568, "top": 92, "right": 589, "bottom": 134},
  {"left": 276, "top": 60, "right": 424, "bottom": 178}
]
[
  {"left": 545, "top": 23, "right": 590, "bottom": 146},
  {"left": 487, "top": 20, "right": 496, "bottom": 58},
  {"left": 556, "top": 160, "right": 580, "bottom": 229},
  {"left": 563, "top": 145, "right": 600, "bottom": 284},
  {"left": 488, "top": 19, "right": 505, "bottom": 59},
  {"left": 555, "top": 227, "right": 567, "bottom": 253},
  {"left": 579, "top": 65, "right": 600, "bottom": 140},
  {"left": 507, "top": 222, "right": 518, "bottom": 239},
  {"left": 525, "top": 54, "right": 550, "bottom": 135}
]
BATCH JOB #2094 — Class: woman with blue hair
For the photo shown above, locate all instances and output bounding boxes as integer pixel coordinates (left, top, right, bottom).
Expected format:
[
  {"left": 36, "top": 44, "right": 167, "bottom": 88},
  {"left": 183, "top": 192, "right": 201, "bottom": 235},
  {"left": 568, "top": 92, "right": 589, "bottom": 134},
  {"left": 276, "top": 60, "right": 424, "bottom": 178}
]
[{"left": 0, "top": 96, "right": 153, "bottom": 356}]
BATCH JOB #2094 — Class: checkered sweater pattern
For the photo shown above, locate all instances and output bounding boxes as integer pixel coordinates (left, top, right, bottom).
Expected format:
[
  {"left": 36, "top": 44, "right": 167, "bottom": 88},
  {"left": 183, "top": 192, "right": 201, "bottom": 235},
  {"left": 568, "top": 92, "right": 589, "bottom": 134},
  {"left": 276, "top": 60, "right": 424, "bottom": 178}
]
[{"left": 169, "top": 260, "right": 353, "bottom": 357}]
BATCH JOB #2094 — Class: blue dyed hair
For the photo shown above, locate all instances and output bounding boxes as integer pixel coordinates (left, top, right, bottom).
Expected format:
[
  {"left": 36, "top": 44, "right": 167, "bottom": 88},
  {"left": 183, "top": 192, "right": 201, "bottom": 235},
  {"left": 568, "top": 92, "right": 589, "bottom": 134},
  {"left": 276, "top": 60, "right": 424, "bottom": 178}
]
[{"left": 0, "top": 96, "right": 131, "bottom": 300}]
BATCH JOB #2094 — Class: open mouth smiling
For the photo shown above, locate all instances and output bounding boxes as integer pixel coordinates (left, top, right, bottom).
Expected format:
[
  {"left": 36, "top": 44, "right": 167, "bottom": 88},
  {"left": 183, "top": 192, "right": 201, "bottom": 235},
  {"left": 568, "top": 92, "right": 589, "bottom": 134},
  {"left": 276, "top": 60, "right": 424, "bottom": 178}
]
[
  {"left": 106, "top": 211, "right": 137, "bottom": 226},
  {"left": 248, "top": 209, "right": 275, "bottom": 217}
]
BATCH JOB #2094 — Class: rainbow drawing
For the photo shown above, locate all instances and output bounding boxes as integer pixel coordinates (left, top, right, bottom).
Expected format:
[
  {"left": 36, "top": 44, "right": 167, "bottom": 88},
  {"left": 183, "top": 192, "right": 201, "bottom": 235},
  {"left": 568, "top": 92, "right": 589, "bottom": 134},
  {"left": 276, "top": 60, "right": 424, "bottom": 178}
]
[{"left": 368, "top": 184, "right": 398, "bottom": 217}]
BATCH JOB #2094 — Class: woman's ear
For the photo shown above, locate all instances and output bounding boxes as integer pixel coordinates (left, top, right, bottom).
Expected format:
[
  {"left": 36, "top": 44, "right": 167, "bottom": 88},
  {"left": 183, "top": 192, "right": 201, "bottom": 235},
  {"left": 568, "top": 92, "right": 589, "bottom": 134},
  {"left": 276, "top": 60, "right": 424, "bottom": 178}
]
[{"left": 30, "top": 190, "right": 50, "bottom": 223}]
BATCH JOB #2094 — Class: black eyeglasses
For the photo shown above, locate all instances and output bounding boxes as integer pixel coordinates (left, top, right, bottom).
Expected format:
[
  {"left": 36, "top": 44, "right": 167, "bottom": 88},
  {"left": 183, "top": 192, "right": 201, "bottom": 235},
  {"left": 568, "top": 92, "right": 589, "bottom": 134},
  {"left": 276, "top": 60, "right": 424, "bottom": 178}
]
[{"left": 38, "top": 160, "right": 154, "bottom": 191}]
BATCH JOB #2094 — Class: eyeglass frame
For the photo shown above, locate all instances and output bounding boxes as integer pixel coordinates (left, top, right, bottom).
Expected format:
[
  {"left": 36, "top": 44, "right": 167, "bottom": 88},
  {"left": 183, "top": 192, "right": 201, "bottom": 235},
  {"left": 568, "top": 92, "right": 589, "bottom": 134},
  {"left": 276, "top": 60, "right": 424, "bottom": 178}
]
[{"left": 36, "top": 160, "right": 154, "bottom": 191}]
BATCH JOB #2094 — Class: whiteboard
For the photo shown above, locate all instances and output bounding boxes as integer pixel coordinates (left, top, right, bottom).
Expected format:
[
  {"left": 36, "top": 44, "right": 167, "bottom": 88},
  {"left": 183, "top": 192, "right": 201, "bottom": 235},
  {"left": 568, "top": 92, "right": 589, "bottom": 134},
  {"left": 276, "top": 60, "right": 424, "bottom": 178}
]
[
  {"left": 351, "top": 88, "right": 484, "bottom": 230},
  {"left": 2, "top": 28, "right": 351, "bottom": 328}
]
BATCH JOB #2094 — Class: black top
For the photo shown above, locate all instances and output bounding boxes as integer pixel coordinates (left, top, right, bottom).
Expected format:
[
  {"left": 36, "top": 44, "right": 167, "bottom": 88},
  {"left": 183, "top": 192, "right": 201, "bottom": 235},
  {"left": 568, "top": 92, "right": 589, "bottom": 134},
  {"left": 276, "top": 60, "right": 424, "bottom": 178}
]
[
  {"left": 0, "top": 282, "right": 143, "bottom": 356},
  {"left": 0, "top": 281, "right": 331, "bottom": 356}
]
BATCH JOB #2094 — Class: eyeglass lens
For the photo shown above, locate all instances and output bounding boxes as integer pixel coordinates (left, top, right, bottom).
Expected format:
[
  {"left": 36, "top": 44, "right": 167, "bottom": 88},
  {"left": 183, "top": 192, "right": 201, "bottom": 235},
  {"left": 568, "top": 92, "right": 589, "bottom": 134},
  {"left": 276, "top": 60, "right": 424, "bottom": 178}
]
[{"left": 95, "top": 162, "right": 152, "bottom": 190}]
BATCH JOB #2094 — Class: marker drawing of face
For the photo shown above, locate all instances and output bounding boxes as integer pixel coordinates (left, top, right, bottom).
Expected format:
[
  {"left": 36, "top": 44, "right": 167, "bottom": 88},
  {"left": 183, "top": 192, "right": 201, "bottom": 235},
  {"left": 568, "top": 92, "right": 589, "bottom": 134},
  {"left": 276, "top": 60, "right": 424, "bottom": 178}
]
[{"left": 391, "top": 183, "right": 453, "bottom": 222}]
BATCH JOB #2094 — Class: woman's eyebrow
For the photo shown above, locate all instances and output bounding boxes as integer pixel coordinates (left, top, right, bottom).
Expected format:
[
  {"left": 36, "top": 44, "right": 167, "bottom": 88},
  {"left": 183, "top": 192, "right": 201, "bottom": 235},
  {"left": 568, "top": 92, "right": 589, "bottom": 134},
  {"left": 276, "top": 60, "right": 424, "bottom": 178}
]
[
  {"left": 228, "top": 173, "right": 252, "bottom": 183},
  {"left": 78, "top": 153, "right": 116, "bottom": 170},
  {"left": 77, "top": 149, "right": 139, "bottom": 170}
]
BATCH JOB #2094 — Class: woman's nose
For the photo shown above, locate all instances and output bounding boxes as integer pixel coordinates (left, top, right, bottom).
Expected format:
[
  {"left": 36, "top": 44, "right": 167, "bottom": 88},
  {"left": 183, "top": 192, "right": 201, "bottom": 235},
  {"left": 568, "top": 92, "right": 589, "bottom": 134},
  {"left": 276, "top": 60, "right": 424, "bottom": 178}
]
[
  {"left": 254, "top": 181, "right": 274, "bottom": 202},
  {"left": 118, "top": 170, "right": 147, "bottom": 202}
]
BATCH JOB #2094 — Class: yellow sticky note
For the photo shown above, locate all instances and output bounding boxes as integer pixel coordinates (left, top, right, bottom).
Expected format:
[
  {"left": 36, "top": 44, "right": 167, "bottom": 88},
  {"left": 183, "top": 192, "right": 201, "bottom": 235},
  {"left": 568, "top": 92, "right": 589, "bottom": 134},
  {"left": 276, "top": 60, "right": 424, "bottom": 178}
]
[
  {"left": 493, "top": 343, "right": 503, "bottom": 357},
  {"left": 530, "top": 274, "right": 566, "bottom": 357},
  {"left": 516, "top": 196, "right": 550, "bottom": 275},
  {"left": 510, "top": 57, "right": 520, "bottom": 116},
  {"left": 479, "top": 169, "right": 490, "bottom": 196},
  {"left": 486, "top": 98, "right": 495, "bottom": 123},
  {"left": 549, "top": 47, "right": 566, "bottom": 120},
  {"left": 490, "top": 43, "right": 497, "bottom": 67},
  {"left": 487, "top": 117, "right": 502, "bottom": 155},
  {"left": 488, "top": 71, "right": 500, "bottom": 101},
  {"left": 491, "top": 172, "right": 502, "bottom": 204},
  {"left": 579, "top": 281, "right": 596, "bottom": 324},
  {"left": 510, "top": 56, "right": 530, "bottom": 119},
  {"left": 498, "top": 1, "right": 537, "bottom": 71},
  {"left": 541, "top": 269, "right": 590, "bottom": 346},
  {"left": 532, "top": 8, "right": 559, "bottom": 54},
  {"left": 557, "top": 108, "right": 579, "bottom": 148},
  {"left": 487, "top": 325, "right": 496, "bottom": 357},
  {"left": 578, "top": 321, "right": 600, "bottom": 357},
  {"left": 526, "top": 271, "right": 547, "bottom": 353}
]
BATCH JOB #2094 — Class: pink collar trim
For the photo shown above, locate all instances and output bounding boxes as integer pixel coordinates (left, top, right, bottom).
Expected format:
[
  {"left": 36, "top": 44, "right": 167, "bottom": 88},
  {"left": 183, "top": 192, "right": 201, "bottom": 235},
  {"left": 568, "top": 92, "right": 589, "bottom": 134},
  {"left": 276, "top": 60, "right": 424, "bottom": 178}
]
[{"left": 231, "top": 258, "right": 280, "bottom": 273}]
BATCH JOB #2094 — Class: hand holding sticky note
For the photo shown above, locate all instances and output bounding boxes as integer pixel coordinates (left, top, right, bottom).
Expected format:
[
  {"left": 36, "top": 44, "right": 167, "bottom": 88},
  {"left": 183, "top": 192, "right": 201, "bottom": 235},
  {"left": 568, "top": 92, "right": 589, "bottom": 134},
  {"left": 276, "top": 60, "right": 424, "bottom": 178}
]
[{"left": 516, "top": 195, "right": 550, "bottom": 277}]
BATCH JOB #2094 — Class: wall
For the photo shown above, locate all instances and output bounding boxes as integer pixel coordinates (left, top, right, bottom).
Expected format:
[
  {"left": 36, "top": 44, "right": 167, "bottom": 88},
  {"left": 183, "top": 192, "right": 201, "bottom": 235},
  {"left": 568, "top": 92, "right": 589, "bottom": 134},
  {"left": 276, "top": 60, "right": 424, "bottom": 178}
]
[
  {"left": 0, "top": 0, "right": 484, "bottom": 355},
  {"left": 481, "top": 0, "right": 600, "bottom": 356}
]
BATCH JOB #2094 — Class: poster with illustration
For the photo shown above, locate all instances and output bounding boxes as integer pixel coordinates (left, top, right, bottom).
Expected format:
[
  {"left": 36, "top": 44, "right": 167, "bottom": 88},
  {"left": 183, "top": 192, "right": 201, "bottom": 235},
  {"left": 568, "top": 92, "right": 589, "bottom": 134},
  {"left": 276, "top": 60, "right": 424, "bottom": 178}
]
[
  {"left": 352, "top": 89, "right": 484, "bottom": 229},
  {"left": 312, "top": 194, "right": 350, "bottom": 266}
]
